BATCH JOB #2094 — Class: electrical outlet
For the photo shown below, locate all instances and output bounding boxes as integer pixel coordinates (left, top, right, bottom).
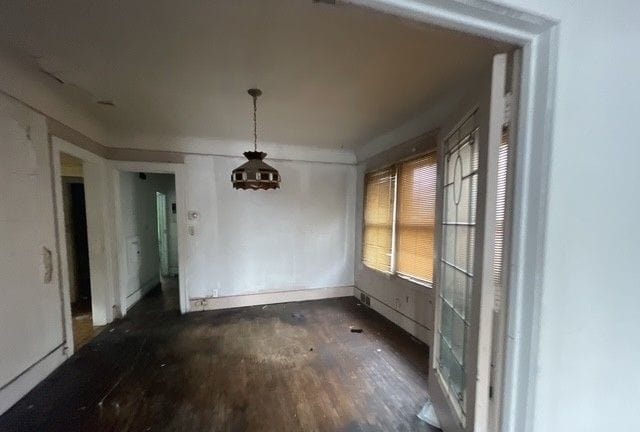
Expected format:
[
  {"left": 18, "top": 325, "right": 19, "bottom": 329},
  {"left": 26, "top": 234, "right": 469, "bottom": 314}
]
[
  {"left": 395, "top": 297, "right": 400, "bottom": 309},
  {"left": 360, "top": 293, "right": 366, "bottom": 303},
  {"left": 365, "top": 295, "right": 370, "bottom": 306},
  {"left": 211, "top": 289, "right": 219, "bottom": 298}
]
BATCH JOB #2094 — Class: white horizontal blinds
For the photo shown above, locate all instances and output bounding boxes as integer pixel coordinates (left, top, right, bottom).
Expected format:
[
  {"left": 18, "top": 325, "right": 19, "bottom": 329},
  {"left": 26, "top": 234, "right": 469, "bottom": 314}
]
[
  {"left": 493, "top": 126, "right": 510, "bottom": 308},
  {"left": 396, "top": 153, "right": 437, "bottom": 282},
  {"left": 362, "top": 169, "right": 396, "bottom": 273}
]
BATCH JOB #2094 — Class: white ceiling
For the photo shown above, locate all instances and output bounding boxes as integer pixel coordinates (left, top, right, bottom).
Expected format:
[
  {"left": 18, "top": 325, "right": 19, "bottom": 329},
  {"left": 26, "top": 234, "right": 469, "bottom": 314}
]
[{"left": 0, "top": 0, "right": 508, "bottom": 149}]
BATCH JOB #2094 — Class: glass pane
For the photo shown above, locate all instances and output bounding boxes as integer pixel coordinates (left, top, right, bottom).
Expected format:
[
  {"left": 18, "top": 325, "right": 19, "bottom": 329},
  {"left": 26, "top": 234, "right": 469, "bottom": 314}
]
[
  {"left": 439, "top": 334, "right": 465, "bottom": 404},
  {"left": 444, "top": 225, "right": 455, "bottom": 262},
  {"left": 437, "top": 110, "right": 479, "bottom": 418},
  {"left": 441, "top": 263, "right": 455, "bottom": 305},
  {"left": 455, "top": 225, "right": 469, "bottom": 272},
  {"left": 453, "top": 268, "right": 467, "bottom": 317}
]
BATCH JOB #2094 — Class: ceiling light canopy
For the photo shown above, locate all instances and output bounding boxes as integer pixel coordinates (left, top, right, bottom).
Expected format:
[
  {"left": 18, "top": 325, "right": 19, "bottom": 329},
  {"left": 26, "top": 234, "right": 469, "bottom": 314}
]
[{"left": 231, "top": 88, "right": 281, "bottom": 190}]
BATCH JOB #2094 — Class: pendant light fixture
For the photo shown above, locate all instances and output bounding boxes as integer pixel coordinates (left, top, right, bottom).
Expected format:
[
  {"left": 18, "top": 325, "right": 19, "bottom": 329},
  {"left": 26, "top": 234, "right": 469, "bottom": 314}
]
[{"left": 231, "top": 88, "right": 281, "bottom": 190}]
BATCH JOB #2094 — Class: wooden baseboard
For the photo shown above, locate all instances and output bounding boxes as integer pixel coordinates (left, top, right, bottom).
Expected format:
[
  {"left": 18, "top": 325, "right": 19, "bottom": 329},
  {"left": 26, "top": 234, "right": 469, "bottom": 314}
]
[
  {"left": 0, "top": 344, "right": 67, "bottom": 415},
  {"left": 189, "top": 286, "right": 354, "bottom": 312}
]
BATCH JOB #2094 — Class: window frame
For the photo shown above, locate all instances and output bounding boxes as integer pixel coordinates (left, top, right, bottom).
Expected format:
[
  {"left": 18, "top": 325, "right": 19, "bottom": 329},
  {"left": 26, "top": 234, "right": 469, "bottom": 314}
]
[
  {"left": 361, "top": 148, "right": 438, "bottom": 289},
  {"left": 361, "top": 168, "right": 397, "bottom": 274}
]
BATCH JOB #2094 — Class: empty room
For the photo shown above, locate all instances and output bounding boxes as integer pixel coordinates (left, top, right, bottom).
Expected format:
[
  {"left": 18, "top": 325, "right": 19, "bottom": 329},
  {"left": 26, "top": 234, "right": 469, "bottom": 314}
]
[{"left": 0, "top": 1, "right": 638, "bottom": 432}]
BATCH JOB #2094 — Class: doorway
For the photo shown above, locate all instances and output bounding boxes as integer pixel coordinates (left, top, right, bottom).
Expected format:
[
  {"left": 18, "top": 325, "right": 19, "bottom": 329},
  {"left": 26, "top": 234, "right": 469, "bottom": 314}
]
[
  {"left": 156, "top": 192, "right": 169, "bottom": 278},
  {"left": 116, "top": 170, "right": 180, "bottom": 314},
  {"left": 59, "top": 153, "right": 103, "bottom": 350}
]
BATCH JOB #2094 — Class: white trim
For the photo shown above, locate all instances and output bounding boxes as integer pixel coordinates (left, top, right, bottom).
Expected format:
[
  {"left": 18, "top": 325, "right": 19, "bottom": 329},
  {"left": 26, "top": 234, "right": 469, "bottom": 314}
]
[
  {"left": 50, "top": 146, "right": 75, "bottom": 356},
  {"left": 111, "top": 160, "right": 189, "bottom": 314},
  {"left": 51, "top": 137, "right": 116, "bottom": 355},
  {"left": 344, "top": 2, "right": 557, "bottom": 432},
  {"left": 109, "top": 134, "right": 356, "bottom": 165},
  {"left": 353, "top": 287, "right": 432, "bottom": 344},
  {"left": 474, "top": 52, "right": 508, "bottom": 432},
  {"left": 190, "top": 286, "right": 354, "bottom": 311},
  {"left": 0, "top": 344, "right": 67, "bottom": 415}
]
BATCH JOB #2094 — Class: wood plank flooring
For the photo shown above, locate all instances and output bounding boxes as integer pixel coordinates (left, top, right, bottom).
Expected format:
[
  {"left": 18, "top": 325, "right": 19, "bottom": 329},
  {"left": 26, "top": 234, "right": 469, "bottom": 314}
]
[{"left": 0, "top": 288, "right": 439, "bottom": 431}]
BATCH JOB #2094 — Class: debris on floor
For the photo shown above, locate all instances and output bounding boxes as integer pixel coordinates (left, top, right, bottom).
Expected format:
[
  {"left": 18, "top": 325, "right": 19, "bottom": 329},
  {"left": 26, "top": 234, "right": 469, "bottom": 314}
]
[
  {"left": 417, "top": 396, "right": 441, "bottom": 428},
  {"left": 350, "top": 327, "right": 363, "bottom": 333},
  {"left": 291, "top": 313, "right": 304, "bottom": 320},
  {"left": 262, "top": 305, "right": 268, "bottom": 309},
  {"left": 309, "top": 348, "right": 313, "bottom": 351}
]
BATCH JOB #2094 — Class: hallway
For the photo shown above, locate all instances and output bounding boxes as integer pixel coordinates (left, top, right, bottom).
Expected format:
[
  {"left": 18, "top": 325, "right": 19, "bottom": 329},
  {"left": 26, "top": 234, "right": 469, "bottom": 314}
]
[{"left": 0, "top": 288, "right": 436, "bottom": 432}]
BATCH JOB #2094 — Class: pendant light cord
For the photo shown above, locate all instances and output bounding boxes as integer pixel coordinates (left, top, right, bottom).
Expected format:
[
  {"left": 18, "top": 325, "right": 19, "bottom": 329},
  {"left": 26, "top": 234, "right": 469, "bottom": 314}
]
[{"left": 253, "top": 93, "right": 258, "bottom": 152}]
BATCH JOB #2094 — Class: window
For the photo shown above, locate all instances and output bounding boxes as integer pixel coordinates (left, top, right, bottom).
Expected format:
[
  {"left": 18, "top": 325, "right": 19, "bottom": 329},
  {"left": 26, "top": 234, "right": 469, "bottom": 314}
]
[
  {"left": 362, "top": 169, "right": 395, "bottom": 273},
  {"left": 493, "top": 125, "right": 510, "bottom": 306},
  {"left": 396, "top": 153, "right": 437, "bottom": 282},
  {"left": 362, "top": 152, "right": 437, "bottom": 284}
]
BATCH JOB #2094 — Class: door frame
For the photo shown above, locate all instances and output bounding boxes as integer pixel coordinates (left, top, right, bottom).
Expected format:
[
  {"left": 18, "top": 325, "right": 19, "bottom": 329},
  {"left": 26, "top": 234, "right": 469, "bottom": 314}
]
[
  {"left": 111, "top": 161, "right": 188, "bottom": 315},
  {"left": 51, "top": 137, "right": 117, "bottom": 356},
  {"left": 345, "top": 1, "right": 558, "bottom": 431},
  {"left": 155, "top": 191, "right": 169, "bottom": 277}
]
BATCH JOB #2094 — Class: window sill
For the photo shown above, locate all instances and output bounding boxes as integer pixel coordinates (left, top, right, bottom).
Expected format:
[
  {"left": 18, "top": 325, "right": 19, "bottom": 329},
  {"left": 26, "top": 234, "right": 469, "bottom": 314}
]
[
  {"left": 361, "top": 264, "right": 433, "bottom": 290},
  {"left": 362, "top": 263, "right": 394, "bottom": 279},
  {"left": 395, "top": 273, "right": 433, "bottom": 289}
]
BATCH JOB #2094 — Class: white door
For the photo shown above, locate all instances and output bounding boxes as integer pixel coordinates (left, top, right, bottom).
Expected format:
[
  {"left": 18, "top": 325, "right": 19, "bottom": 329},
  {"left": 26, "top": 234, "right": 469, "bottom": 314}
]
[
  {"left": 156, "top": 192, "right": 169, "bottom": 277},
  {"left": 430, "top": 53, "right": 512, "bottom": 432}
]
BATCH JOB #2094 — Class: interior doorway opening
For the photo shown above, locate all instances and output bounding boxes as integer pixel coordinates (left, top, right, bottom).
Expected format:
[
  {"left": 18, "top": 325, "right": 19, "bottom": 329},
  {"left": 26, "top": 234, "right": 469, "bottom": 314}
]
[
  {"left": 156, "top": 192, "right": 169, "bottom": 278},
  {"left": 59, "top": 152, "right": 104, "bottom": 350},
  {"left": 117, "top": 171, "right": 179, "bottom": 314}
]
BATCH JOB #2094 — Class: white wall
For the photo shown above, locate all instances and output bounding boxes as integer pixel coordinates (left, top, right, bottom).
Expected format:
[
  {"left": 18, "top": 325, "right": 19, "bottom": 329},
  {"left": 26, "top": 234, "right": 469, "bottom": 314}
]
[
  {"left": 183, "top": 154, "right": 356, "bottom": 300},
  {"left": 496, "top": 1, "right": 639, "bottom": 431},
  {"left": 118, "top": 172, "right": 175, "bottom": 308},
  {"left": 0, "top": 94, "right": 66, "bottom": 413}
]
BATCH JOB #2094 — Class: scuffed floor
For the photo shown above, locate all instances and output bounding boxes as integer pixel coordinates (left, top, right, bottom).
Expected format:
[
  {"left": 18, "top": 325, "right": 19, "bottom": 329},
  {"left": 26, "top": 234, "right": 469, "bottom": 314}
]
[{"left": 0, "top": 288, "right": 438, "bottom": 432}]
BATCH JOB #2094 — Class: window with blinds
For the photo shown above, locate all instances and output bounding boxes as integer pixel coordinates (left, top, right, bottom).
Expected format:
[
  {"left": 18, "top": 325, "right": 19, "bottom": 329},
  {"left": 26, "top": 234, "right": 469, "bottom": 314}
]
[
  {"left": 493, "top": 126, "right": 510, "bottom": 307},
  {"left": 396, "top": 153, "right": 437, "bottom": 282},
  {"left": 361, "top": 151, "right": 437, "bottom": 283},
  {"left": 362, "top": 169, "right": 396, "bottom": 273}
]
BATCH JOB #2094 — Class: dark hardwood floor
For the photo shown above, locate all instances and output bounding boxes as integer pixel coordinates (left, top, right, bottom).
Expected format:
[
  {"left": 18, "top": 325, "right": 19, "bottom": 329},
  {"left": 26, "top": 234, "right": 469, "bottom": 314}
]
[{"left": 0, "top": 287, "right": 439, "bottom": 432}]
